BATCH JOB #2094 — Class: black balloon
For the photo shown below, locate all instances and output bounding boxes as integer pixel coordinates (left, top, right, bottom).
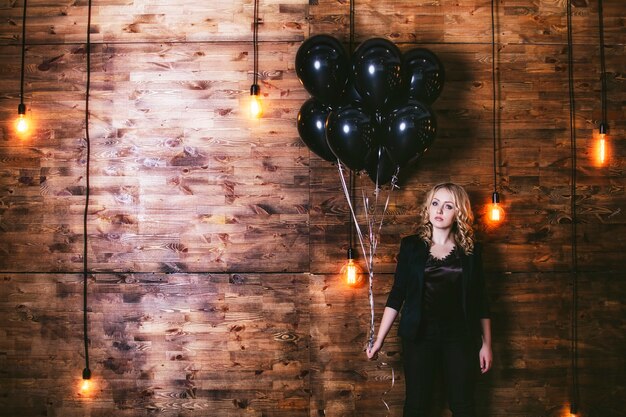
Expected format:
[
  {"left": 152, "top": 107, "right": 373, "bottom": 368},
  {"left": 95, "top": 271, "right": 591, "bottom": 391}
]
[
  {"left": 294, "top": 34, "right": 444, "bottom": 185},
  {"left": 326, "top": 104, "right": 376, "bottom": 171},
  {"left": 295, "top": 34, "right": 350, "bottom": 105},
  {"left": 365, "top": 145, "right": 398, "bottom": 186},
  {"left": 403, "top": 48, "right": 445, "bottom": 104},
  {"left": 352, "top": 38, "right": 403, "bottom": 112},
  {"left": 383, "top": 100, "right": 437, "bottom": 167},
  {"left": 340, "top": 73, "right": 364, "bottom": 106},
  {"left": 297, "top": 98, "right": 336, "bottom": 162}
]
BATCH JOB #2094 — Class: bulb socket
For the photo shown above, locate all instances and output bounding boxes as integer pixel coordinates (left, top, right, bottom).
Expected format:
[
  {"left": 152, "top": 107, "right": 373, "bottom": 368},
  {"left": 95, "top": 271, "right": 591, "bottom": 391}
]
[
  {"left": 82, "top": 367, "right": 91, "bottom": 380},
  {"left": 250, "top": 84, "right": 260, "bottom": 96},
  {"left": 599, "top": 122, "right": 607, "bottom": 134},
  {"left": 18, "top": 103, "right": 26, "bottom": 115},
  {"left": 492, "top": 191, "right": 500, "bottom": 204},
  {"left": 347, "top": 247, "right": 355, "bottom": 260}
]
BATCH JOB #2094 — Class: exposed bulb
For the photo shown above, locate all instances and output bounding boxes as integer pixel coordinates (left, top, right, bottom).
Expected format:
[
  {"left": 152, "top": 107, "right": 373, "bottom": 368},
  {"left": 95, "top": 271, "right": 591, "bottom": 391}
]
[
  {"left": 344, "top": 259, "right": 358, "bottom": 285},
  {"left": 488, "top": 192, "right": 505, "bottom": 225},
  {"left": 80, "top": 367, "right": 92, "bottom": 395},
  {"left": 16, "top": 114, "right": 28, "bottom": 133},
  {"left": 80, "top": 378, "right": 91, "bottom": 393},
  {"left": 598, "top": 134, "right": 606, "bottom": 164},
  {"left": 16, "top": 103, "right": 29, "bottom": 134},
  {"left": 490, "top": 205, "right": 502, "bottom": 222},
  {"left": 341, "top": 248, "right": 362, "bottom": 286},
  {"left": 596, "top": 122, "right": 608, "bottom": 165},
  {"left": 249, "top": 84, "right": 262, "bottom": 119}
]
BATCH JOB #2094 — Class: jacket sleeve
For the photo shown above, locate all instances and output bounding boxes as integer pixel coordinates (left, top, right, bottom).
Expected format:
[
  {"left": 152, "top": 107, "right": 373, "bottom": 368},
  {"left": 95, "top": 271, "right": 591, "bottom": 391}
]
[
  {"left": 385, "top": 236, "right": 413, "bottom": 311},
  {"left": 473, "top": 243, "right": 491, "bottom": 319}
]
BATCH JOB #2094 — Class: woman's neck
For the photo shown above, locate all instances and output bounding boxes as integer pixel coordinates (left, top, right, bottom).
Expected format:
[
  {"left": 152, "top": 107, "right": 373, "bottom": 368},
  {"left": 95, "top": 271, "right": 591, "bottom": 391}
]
[{"left": 431, "top": 228, "right": 453, "bottom": 246}]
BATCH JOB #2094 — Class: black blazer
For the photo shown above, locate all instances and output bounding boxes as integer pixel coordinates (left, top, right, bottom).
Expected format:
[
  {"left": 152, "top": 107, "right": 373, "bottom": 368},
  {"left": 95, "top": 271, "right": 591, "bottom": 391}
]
[{"left": 385, "top": 235, "right": 490, "bottom": 341}]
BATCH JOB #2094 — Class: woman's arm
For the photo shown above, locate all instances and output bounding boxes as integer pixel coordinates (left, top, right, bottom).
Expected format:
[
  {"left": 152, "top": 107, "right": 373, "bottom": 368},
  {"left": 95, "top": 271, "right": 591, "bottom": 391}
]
[
  {"left": 479, "top": 318, "right": 492, "bottom": 373},
  {"left": 366, "top": 306, "right": 399, "bottom": 359}
]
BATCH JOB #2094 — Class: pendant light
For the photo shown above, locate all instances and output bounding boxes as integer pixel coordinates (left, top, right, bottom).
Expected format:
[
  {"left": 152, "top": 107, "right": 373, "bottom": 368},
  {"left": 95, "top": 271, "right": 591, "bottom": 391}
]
[
  {"left": 15, "top": 0, "right": 29, "bottom": 136},
  {"left": 340, "top": 0, "right": 362, "bottom": 287},
  {"left": 80, "top": 0, "right": 94, "bottom": 396},
  {"left": 595, "top": 0, "right": 608, "bottom": 166},
  {"left": 249, "top": 0, "right": 262, "bottom": 118},
  {"left": 487, "top": 0, "right": 504, "bottom": 225}
]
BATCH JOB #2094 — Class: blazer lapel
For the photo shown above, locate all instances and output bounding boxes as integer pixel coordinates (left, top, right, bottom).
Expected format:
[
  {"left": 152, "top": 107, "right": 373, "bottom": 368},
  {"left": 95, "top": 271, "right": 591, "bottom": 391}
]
[
  {"left": 461, "top": 251, "right": 472, "bottom": 315},
  {"left": 410, "top": 238, "right": 428, "bottom": 291}
]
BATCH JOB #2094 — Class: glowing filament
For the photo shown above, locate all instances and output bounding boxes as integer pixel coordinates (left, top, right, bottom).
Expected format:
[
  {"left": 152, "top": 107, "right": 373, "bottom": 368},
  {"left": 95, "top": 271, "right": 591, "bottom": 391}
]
[
  {"left": 598, "top": 133, "right": 606, "bottom": 165},
  {"left": 345, "top": 260, "right": 358, "bottom": 285},
  {"left": 341, "top": 257, "right": 362, "bottom": 287},
  {"left": 16, "top": 113, "right": 29, "bottom": 134},
  {"left": 250, "top": 94, "right": 262, "bottom": 119}
]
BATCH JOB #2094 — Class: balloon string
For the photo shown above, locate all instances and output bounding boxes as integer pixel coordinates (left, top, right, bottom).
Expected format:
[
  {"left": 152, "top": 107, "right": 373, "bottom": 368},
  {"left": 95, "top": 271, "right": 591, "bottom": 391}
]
[
  {"left": 376, "top": 167, "right": 400, "bottom": 238},
  {"left": 337, "top": 162, "right": 398, "bottom": 412},
  {"left": 379, "top": 361, "right": 396, "bottom": 416},
  {"left": 361, "top": 186, "right": 377, "bottom": 349},
  {"left": 337, "top": 162, "right": 369, "bottom": 273},
  {"left": 337, "top": 162, "right": 377, "bottom": 349}
]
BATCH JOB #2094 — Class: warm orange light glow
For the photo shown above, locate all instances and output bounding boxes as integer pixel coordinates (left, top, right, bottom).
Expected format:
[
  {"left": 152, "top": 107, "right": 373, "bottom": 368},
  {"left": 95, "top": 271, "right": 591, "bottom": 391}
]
[
  {"left": 79, "top": 377, "right": 96, "bottom": 396},
  {"left": 488, "top": 202, "right": 505, "bottom": 224},
  {"left": 341, "top": 258, "right": 362, "bottom": 286},
  {"left": 81, "top": 378, "right": 91, "bottom": 392},
  {"left": 491, "top": 205, "right": 501, "bottom": 222},
  {"left": 250, "top": 93, "right": 262, "bottom": 119},
  {"left": 15, "top": 113, "right": 29, "bottom": 134},
  {"left": 345, "top": 260, "right": 358, "bottom": 285},
  {"left": 597, "top": 132, "right": 606, "bottom": 165}
]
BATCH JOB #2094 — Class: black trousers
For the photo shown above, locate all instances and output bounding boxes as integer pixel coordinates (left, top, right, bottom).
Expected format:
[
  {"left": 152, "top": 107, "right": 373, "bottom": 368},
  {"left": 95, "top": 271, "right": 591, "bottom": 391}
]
[{"left": 402, "top": 319, "right": 479, "bottom": 417}]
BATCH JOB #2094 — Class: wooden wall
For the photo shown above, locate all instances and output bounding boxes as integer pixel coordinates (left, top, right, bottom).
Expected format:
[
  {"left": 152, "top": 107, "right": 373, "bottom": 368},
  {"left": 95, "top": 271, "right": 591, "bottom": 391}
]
[{"left": 0, "top": 1, "right": 624, "bottom": 416}]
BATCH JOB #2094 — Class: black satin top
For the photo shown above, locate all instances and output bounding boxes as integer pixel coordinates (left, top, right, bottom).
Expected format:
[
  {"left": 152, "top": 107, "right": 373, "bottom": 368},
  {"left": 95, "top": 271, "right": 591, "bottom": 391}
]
[{"left": 422, "top": 247, "right": 464, "bottom": 321}]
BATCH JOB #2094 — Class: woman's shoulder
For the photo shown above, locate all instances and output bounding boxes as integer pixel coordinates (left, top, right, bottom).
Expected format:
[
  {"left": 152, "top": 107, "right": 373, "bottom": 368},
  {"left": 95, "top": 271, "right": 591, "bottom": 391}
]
[{"left": 400, "top": 234, "right": 427, "bottom": 248}]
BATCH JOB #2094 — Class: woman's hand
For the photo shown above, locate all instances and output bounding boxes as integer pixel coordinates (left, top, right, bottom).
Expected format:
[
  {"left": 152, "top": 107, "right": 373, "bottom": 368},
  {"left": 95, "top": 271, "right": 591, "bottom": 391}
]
[
  {"left": 366, "top": 339, "right": 383, "bottom": 360},
  {"left": 479, "top": 342, "right": 493, "bottom": 373}
]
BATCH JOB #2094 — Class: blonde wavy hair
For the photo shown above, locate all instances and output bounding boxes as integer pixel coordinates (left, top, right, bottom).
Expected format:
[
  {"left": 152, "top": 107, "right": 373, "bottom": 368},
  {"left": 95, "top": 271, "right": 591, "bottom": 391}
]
[{"left": 416, "top": 182, "right": 475, "bottom": 254}]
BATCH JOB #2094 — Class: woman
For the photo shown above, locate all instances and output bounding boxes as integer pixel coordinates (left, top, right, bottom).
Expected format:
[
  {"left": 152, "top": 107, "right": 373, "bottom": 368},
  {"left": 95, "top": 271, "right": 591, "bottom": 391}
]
[{"left": 366, "top": 182, "right": 492, "bottom": 417}]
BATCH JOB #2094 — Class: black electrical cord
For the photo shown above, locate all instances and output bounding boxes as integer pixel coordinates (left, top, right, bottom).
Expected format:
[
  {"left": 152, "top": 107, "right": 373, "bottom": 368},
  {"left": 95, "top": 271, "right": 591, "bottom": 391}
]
[
  {"left": 253, "top": 0, "right": 259, "bottom": 87},
  {"left": 82, "top": 0, "right": 93, "bottom": 380},
  {"left": 598, "top": 0, "right": 607, "bottom": 125},
  {"left": 19, "top": 0, "right": 27, "bottom": 108},
  {"left": 347, "top": 0, "right": 355, "bottom": 255},
  {"left": 490, "top": 0, "right": 497, "bottom": 196},
  {"left": 349, "top": 0, "right": 355, "bottom": 52},
  {"left": 566, "top": 0, "right": 579, "bottom": 413}
]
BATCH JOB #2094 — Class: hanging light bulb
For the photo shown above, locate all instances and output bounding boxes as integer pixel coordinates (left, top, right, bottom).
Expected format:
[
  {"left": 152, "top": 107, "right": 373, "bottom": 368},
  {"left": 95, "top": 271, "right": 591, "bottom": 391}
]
[
  {"left": 486, "top": 0, "right": 505, "bottom": 227},
  {"left": 80, "top": 367, "right": 92, "bottom": 394},
  {"left": 488, "top": 191, "right": 505, "bottom": 224},
  {"left": 596, "top": 122, "right": 607, "bottom": 166},
  {"left": 248, "top": 0, "right": 262, "bottom": 119},
  {"left": 15, "top": 103, "right": 29, "bottom": 134},
  {"left": 250, "top": 84, "right": 262, "bottom": 119},
  {"left": 341, "top": 248, "right": 362, "bottom": 286},
  {"left": 595, "top": 0, "right": 608, "bottom": 166},
  {"left": 16, "top": 0, "right": 30, "bottom": 137}
]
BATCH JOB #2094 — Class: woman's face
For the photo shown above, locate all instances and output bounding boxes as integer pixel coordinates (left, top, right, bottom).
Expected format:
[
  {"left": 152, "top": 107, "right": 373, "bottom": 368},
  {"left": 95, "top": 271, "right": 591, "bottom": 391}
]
[{"left": 428, "top": 188, "right": 457, "bottom": 230}]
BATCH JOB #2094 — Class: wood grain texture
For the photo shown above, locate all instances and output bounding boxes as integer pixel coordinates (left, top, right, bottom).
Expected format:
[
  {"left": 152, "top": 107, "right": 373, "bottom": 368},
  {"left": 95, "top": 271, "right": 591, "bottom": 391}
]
[
  {"left": 1, "top": 271, "right": 623, "bottom": 416},
  {"left": 0, "top": 0, "right": 625, "bottom": 416}
]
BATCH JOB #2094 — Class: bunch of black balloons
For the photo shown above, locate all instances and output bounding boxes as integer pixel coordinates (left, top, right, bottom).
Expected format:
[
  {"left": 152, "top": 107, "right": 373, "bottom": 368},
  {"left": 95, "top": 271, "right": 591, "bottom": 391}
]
[{"left": 296, "top": 35, "right": 445, "bottom": 185}]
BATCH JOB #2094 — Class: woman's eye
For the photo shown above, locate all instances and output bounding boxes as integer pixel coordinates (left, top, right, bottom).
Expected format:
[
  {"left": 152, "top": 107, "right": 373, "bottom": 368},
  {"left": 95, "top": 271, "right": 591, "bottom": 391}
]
[
  {"left": 445, "top": 204, "right": 454, "bottom": 210},
  {"left": 432, "top": 201, "right": 438, "bottom": 206}
]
